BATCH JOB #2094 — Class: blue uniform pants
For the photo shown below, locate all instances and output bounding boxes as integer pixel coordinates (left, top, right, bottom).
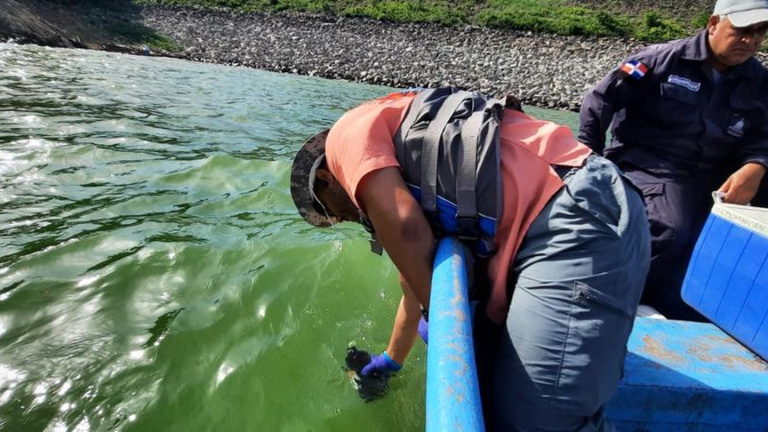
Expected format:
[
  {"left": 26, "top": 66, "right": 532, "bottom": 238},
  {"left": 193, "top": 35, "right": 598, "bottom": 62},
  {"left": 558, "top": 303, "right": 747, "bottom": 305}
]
[
  {"left": 475, "top": 155, "right": 651, "bottom": 431},
  {"left": 619, "top": 166, "right": 714, "bottom": 321}
]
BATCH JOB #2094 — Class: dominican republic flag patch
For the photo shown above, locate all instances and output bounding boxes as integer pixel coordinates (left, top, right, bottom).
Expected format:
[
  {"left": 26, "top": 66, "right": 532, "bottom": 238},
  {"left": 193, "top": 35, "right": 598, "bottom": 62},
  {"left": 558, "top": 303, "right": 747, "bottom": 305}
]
[{"left": 620, "top": 60, "right": 649, "bottom": 80}]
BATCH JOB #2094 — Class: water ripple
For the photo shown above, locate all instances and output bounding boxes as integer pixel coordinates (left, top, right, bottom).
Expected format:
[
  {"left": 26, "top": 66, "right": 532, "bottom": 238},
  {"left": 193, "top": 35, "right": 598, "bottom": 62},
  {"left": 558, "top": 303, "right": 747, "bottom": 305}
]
[
  {"left": 0, "top": 41, "right": 408, "bottom": 432},
  {"left": 0, "top": 41, "right": 581, "bottom": 431}
]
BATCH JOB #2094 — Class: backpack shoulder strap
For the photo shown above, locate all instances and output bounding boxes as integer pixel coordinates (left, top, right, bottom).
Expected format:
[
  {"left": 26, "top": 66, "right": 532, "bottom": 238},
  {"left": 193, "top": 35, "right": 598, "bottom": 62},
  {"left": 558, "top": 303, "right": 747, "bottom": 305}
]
[
  {"left": 456, "top": 95, "right": 503, "bottom": 237},
  {"left": 421, "top": 91, "right": 470, "bottom": 215},
  {"left": 394, "top": 90, "right": 432, "bottom": 165},
  {"left": 456, "top": 96, "right": 484, "bottom": 220}
]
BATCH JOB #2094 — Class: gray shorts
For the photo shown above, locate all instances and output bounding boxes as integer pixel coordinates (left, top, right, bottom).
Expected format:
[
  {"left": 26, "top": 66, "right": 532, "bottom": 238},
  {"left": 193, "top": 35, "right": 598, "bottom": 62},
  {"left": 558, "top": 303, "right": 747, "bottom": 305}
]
[{"left": 492, "top": 154, "right": 651, "bottom": 431}]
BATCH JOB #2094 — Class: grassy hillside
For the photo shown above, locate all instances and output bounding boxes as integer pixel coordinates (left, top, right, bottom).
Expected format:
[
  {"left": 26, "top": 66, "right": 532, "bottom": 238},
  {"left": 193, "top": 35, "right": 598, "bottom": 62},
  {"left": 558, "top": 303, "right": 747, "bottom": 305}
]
[{"left": 133, "top": 0, "right": 715, "bottom": 42}]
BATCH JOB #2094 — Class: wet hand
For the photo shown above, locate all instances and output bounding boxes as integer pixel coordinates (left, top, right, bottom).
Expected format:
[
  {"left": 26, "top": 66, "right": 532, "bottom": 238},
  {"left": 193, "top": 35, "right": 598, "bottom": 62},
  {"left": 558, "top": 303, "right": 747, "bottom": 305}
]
[
  {"left": 361, "top": 351, "right": 402, "bottom": 376},
  {"left": 718, "top": 163, "right": 766, "bottom": 205}
]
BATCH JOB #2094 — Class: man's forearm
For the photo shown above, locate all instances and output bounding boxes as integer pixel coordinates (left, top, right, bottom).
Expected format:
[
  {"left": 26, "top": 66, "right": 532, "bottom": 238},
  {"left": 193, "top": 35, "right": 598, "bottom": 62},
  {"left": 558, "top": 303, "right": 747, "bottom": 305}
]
[
  {"left": 357, "top": 167, "right": 435, "bottom": 364},
  {"left": 578, "top": 69, "right": 632, "bottom": 155},
  {"left": 385, "top": 281, "right": 423, "bottom": 365}
]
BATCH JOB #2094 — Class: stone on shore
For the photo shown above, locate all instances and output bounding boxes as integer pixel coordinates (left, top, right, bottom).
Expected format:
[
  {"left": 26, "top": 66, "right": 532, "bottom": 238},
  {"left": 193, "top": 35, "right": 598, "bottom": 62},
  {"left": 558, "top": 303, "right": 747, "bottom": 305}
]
[
  {"left": 145, "top": 7, "right": 765, "bottom": 110},
  {"left": 142, "top": 7, "right": 651, "bottom": 111}
]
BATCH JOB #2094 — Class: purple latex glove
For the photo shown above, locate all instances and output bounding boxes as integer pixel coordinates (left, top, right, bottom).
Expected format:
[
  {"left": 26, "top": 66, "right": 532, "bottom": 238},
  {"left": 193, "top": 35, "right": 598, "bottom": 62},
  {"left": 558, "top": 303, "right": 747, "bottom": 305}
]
[
  {"left": 361, "top": 351, "right": 402, "bottom": 376},
  {"left": 418, "top": 316, "right": 428, "bottom": 344}
]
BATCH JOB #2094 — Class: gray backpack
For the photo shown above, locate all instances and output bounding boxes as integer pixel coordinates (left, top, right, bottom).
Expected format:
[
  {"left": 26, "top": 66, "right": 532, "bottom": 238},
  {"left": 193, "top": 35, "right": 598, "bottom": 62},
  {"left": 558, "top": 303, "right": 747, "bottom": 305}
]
[{"left": 393, "top": 87, "right": 506, "bottom": 256}]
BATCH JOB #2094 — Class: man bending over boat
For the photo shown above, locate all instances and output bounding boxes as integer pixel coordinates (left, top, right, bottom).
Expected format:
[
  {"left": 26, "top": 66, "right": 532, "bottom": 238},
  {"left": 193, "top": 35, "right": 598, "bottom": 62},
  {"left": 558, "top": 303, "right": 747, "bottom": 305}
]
[
  {"left": 579, "top": 0, "right": 768, "bottom": 321},
  {"left": 290, "top": 88, "right": 650, "bottom": 431}
]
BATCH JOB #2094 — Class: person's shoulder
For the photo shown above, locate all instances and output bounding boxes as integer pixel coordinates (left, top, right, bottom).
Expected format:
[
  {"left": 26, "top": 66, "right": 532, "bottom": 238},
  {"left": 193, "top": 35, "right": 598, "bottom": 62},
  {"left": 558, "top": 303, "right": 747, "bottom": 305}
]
[
  {"left": 742, "top": 57, "right": 768, "bottom": 98},
  {"left": 358, "top": 91, "right": 415, "bottom": 114},
  {"left": 335, "top": 91, "right": 414, "bottom": 125},
  {"left": 361, "top": 90, "right": 418, "bottom": 108},
  {"left": 743, "top": 56, "right": 768, "bottom": 79}
]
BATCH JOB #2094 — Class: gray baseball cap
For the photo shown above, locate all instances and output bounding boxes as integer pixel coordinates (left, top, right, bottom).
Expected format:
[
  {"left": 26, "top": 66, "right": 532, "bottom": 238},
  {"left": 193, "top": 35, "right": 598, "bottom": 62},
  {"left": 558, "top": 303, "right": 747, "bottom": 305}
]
[{"left": 715, "top": 0, "right": 768, "bottom": 27}]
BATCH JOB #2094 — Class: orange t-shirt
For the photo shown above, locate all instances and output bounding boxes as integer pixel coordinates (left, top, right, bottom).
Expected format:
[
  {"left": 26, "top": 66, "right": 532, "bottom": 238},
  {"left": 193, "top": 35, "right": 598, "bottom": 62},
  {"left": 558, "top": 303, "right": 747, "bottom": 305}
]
[{"left": 325, "top": 93, "right": 592, "bottom": 324}]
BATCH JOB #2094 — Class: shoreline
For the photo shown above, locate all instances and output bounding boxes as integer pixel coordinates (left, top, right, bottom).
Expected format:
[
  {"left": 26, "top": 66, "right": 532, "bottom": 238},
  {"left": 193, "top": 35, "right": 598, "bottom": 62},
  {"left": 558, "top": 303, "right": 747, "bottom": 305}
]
[
  {"left": 141, "top": 7, "right": 649, "bottom": 111},
  {"left": 5, "top": 4, "right": 768, "bottom": 111}
]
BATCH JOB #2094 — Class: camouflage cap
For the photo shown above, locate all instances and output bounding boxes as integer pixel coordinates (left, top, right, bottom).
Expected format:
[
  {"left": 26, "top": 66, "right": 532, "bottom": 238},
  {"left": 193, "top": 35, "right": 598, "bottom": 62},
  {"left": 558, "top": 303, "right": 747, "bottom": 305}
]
[{"left": 290, "top": 129, "right": 335, "bottom": 227}]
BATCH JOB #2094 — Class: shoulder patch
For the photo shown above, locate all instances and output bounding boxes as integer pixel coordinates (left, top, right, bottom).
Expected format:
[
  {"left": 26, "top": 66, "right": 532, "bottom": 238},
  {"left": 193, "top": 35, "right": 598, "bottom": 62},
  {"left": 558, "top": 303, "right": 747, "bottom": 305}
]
[{"left": 620, "top": 60, "right": 650, "bottom": 80}]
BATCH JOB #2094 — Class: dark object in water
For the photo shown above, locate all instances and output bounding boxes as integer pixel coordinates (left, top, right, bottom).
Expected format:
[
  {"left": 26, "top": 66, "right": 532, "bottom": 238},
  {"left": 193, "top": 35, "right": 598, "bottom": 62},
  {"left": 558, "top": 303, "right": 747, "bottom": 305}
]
[{"left": 344, "top": 345, "right": 390, "bottom": 402}]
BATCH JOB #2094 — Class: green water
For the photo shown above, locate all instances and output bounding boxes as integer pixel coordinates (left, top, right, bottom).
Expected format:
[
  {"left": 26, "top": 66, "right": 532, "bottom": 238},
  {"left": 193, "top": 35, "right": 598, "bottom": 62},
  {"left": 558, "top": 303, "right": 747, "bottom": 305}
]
[{"left": 0, "top": 43, "right": 579, "bottom": 432}]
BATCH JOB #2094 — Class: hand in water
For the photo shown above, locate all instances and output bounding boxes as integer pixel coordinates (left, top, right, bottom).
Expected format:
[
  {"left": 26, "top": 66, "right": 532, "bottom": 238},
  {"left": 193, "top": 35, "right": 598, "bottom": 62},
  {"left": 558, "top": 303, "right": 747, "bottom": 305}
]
[
  {"left": 361, "top": 351, "right": 402, "bottom": 376},
  {"left": 345, "top": 346, "right": 396, "bottom": 402}
]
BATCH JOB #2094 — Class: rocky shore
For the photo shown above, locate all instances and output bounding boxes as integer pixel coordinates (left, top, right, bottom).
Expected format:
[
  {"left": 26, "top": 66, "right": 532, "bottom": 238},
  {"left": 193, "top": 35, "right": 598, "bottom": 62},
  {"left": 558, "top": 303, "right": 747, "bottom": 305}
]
[
  {"left": 5, "top": 3, "right": 768, "bottom": 111},
  {"left": 142, "top": 7, "right": 651, "bottom": 111}
]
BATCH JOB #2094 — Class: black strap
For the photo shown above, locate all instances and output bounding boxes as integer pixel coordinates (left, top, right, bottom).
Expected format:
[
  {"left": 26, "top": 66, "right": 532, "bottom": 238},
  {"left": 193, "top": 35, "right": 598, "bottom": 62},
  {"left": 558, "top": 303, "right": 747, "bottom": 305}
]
[
  {"left": 394, "top": 90, "right": 431, "bottom": 167},
  {"left": 457, "top": 97, "right": 485, "bottom": 219},
  {"left": 457, "top": 96, "right": 503, "bottom": 240},
  {"left": 420, "top": 91, "right": 469, "bottom": 214}
]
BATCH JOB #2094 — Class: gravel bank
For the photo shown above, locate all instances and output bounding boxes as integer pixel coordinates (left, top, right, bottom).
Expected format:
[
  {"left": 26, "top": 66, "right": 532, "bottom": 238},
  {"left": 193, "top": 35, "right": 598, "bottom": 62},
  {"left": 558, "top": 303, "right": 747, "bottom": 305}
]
[
  {"left": 141, "top": 7, "right": 766, "bottom": 111},
  {"left": 142, "top": 7, "right": 648, "bottom": 111}
]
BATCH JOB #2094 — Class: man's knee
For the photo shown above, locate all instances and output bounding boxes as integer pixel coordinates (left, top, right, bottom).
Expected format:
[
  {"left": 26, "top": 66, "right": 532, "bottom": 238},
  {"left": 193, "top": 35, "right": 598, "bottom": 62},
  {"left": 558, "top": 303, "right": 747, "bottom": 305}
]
[
  {"left": 622, "top": 168, "right": 709, "bottom": 243},
  {"left": 638, "top": 183, "right": 705, "bottom": 264},
  {"left": 491, "top": 285, "right": 630, "bottom": 431},
  {"left": 648, "top": 219, "right": 695, "bottom": 263}
]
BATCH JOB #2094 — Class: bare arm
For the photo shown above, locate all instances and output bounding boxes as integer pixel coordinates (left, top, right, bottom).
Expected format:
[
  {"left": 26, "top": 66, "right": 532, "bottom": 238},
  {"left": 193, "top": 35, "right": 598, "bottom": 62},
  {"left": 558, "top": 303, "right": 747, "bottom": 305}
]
[
  {"left": 356, "top": 167, "right": 434, "bottom": 365},
  {"left": 384, "top": 276, "right": 423, "bottom": 365},
  {"left": 357, "top": 167, "right": 434, "bottom": 309}
]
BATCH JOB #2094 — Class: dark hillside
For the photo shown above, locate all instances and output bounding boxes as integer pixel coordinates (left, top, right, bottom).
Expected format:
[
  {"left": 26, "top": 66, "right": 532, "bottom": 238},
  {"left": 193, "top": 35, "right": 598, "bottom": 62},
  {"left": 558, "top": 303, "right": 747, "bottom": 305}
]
[
  {"left": 0, "top": 0, "right": 179, "bottom": 53},
  {"left": 5, "top": 0, "right": 763, "bottom": 111},
  {"left": 1, "top": 0, "right": 720, "bottom": 51}
]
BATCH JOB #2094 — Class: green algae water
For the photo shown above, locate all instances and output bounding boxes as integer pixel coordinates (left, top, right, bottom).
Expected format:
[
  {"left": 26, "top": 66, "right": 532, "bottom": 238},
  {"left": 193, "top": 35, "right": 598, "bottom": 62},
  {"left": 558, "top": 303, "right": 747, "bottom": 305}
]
[{"left": 0, "top": 43, "right": 579, "bottom": 432}]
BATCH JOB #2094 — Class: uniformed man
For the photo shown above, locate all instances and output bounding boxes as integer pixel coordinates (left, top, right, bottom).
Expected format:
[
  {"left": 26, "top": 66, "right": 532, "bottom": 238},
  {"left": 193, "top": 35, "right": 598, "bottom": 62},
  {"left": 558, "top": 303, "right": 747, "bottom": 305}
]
[{"left": 578, "top": 0, "right": 768, "bottom": 321}]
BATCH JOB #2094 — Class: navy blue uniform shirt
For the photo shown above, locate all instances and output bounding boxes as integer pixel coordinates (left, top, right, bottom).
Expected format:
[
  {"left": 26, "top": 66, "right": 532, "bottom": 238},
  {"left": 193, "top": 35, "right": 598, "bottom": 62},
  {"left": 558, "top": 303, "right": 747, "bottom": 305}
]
[{"left": 579, "top": 30, "right": 768, "bottom": 176}]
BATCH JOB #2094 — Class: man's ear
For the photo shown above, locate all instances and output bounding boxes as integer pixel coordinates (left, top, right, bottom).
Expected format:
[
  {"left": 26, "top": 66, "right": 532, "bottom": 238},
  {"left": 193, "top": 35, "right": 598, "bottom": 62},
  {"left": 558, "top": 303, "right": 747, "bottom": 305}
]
[{"left": 707, "top": 14, "right": 720, "bottom": 33}]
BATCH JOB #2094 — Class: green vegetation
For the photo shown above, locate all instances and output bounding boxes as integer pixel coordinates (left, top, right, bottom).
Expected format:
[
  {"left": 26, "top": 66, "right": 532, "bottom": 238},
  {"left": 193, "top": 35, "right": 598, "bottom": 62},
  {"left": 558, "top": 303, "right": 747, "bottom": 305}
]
[
  {"left": 690, "top": 11, "right": 712, "bottom": 29},
  {"left": 133, "top": 0, "right": 707, "bottom": 42},
  {"left": 108, "top": 22, "right": 183, "bottom": 51},
  {"left": 634, "top": 11, "right": 687, "bottom": 42},
  {"left": 476, "top": 1, "right": 634, "bottom": 38}
]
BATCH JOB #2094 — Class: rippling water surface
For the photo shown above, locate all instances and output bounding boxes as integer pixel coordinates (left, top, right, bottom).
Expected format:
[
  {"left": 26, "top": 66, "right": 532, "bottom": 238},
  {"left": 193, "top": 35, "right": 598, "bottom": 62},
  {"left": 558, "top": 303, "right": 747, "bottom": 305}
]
[{"left": 0, "top": 43, "right": 578, "bottom": 432}]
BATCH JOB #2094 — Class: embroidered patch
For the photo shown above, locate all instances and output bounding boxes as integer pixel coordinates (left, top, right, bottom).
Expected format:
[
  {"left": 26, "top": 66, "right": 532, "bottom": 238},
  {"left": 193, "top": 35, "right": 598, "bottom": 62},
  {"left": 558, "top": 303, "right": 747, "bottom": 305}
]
[
  {"left": 620, "top": 60, "right": 649, "bottom": 80},
  {"left": 668, "top": 74, "right": 701, "bottom": 92},
  {"left": 727, "top": 114, "right": 746, "bottom": 138}
]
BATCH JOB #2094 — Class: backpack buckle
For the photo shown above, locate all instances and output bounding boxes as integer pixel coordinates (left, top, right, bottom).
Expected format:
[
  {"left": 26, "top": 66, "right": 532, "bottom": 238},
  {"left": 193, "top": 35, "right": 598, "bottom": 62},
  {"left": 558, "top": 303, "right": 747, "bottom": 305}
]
[{"left": 456, "top": 216, "right": 479, "bottom": 241}]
